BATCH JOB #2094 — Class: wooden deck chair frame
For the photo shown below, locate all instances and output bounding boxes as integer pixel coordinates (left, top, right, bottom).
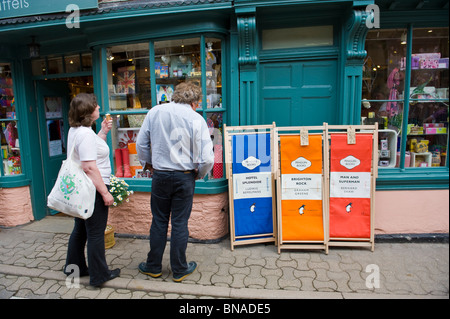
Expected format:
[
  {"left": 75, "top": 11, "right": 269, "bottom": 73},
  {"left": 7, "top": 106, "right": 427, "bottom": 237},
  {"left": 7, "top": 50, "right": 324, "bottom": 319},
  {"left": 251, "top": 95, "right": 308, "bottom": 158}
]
[
  {"left": 223, "top": 123, "right": 278, "bottom": 250},
  {"left": 325, "top": 123, "right": 378, "bottom": 251},
  {"left": 274, "top": 124, "right": 329, "bottom": 254}
]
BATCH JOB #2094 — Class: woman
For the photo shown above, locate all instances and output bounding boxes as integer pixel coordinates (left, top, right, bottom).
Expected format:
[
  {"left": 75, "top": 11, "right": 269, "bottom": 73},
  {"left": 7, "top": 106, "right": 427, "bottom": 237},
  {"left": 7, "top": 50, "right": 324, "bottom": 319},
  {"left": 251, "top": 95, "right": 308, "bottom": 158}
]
[{"left": 63, "top": 93, "right": 120, "bottom": 287}]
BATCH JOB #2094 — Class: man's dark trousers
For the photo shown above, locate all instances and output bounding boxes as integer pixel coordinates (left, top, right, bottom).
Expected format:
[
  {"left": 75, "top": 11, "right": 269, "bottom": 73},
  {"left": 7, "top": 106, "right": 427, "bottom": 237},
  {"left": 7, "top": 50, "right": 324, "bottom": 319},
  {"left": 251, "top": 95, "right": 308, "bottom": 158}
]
[{"left": 146, "top": 170, "right": 196, "bottom": 277}]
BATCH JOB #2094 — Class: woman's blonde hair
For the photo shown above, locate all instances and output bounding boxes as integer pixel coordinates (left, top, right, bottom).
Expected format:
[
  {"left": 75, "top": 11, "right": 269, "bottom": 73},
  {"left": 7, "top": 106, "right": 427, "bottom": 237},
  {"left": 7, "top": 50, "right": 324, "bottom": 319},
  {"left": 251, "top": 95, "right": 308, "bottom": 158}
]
[{"left": 172, "top": 82, "right": 202, "bottom": 105}]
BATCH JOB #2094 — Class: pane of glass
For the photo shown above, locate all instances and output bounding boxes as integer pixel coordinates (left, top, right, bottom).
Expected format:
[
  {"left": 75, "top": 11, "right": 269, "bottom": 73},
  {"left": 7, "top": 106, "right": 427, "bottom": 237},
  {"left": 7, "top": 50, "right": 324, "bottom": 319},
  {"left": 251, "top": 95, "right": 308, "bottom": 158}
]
[
  {"left": 1, "top": 120, "right": 22, "bottom": 175},
  {"left": 106, "top": 43, "right": 150, "bottom": 177},
  {"left": 207, "top": 112, "right": 224, "bottom": 179},
  {"left": 107, "top": 43, "right": 151, "bottom": 110},
  {"left": 154, "top": 38, "right": 201, "bottom": 105},
  {"left": 31, "top": 59, "right": 47, "bottom": 76},
  {"left": 81, "top": 53, "right": 92, "bottom": 72},
  {"left": 205, "top": 38, "right": 222, "bottom": 109},
  {"left": 407, "top": 27, "right": 449, "bottom": 168},
  {"left": 0, "top": 63, "right": 22, "bottom": 176},
  {"left": 262, "top": 25, "right": 333, "bottom": 50},
  {"left": 47, "top": 55, "right": 64, "bottom": 74},
  {"left": 65, "top": 54, "right": 81, "bottom": 73},
  {"left": 110, "top": 113, "right": 149, "bottom": 178},
  {"left": 363, "top": 29, "right": 408, "bottom": 168},
  {"left": 46, "top": 119, "right": 66, "bottom": 157}
]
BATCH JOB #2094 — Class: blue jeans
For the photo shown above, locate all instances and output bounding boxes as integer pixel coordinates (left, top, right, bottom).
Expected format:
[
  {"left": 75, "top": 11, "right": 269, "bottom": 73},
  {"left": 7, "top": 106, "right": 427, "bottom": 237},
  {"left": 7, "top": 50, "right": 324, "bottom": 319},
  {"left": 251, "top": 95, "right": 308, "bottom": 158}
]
[
  {"left": 146, "top": 170, "right": 196, "bottom": 277},
  {"left": 147, "top": 170, "right": 195, "bottom": 276}
]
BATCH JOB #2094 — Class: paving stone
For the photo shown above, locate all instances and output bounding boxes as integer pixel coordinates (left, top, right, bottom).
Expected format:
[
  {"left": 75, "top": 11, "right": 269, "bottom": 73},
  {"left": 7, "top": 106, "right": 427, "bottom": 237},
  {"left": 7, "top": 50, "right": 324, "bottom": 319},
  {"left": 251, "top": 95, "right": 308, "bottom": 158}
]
[{"left": 0, "top": 220, "right": 448, "bottom": 299}]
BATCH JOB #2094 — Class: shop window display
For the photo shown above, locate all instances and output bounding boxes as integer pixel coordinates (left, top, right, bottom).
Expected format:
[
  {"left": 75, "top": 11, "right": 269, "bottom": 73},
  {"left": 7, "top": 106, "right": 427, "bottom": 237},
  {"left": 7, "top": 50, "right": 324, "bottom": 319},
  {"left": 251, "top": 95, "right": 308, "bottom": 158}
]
[
  {"left": 408, "top": 28, "right": 448, "bottom": 168},
  {"left": 0, "top": 63, "right": 22, "bottom": 176},
  {"left": 106, "top": 37, "right": 224, "bottom": 180},
  {"left": 203, "top": 38, "right": 224, "bottom": 180},
  {"left": 154, "top": 38, "right": 201, "bottom": 105},
  {"left": 363, "top": 28, "right": 448, "bottom": 168},
  {"left": 106, "top": 43, "right": 151, "bottom": 178}
]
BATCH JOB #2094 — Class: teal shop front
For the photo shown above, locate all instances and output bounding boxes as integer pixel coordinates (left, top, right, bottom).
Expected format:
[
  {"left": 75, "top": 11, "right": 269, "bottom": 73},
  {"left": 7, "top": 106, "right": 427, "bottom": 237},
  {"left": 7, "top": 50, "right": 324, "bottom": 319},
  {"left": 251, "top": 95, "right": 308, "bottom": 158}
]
[{"left": 0, "top": 0, "right": 448, "bottom": 239}]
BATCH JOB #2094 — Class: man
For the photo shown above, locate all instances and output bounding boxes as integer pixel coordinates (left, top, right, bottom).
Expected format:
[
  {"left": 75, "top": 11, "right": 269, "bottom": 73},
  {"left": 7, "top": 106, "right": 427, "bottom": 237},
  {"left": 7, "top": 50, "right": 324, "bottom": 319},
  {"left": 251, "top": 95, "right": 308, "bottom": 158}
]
[{"left": 136, "top": 82, "right": 214, "bottom": 282}]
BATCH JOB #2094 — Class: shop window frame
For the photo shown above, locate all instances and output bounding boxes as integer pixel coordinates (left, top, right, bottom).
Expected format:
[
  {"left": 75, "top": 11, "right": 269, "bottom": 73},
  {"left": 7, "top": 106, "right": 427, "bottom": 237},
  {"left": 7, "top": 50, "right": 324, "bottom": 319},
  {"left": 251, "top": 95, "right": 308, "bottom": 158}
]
[
  {"left": 99, "top": 34, "right": 228, "bottom": 194},
  {"left": 0, "top": 60, "right": 30, "bottom": 188},
  {"left": 31, "top": 52, "right": 93, "bottom": 79},
  {"left": 259, "top": 23, "right": 340, "bottom": 62},
  {"left": 363, "top": 24, "right": 449, "bottom": 190}
]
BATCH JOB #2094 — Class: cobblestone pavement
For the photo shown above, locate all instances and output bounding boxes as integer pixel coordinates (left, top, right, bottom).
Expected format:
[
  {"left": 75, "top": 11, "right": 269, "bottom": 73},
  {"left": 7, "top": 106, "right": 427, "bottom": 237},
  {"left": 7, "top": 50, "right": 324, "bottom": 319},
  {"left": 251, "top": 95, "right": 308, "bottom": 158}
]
[{"left": 0, "top": 216, "right": 448, "bottom": 300}]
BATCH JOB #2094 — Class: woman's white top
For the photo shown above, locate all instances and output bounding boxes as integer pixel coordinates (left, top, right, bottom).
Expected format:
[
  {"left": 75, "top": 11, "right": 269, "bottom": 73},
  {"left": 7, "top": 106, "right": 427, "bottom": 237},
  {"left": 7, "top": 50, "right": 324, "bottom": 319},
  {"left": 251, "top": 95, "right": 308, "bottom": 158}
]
[{"left": 67, "top": 126, "right": 111, "bottom": 185}]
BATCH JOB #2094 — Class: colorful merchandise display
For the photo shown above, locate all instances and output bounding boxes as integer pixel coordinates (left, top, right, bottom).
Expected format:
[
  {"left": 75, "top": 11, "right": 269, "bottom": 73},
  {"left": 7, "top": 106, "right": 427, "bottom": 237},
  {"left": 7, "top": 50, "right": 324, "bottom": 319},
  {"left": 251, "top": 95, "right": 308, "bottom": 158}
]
[{"left": 225, "top": 123, "right": 378, "bottom": 252}]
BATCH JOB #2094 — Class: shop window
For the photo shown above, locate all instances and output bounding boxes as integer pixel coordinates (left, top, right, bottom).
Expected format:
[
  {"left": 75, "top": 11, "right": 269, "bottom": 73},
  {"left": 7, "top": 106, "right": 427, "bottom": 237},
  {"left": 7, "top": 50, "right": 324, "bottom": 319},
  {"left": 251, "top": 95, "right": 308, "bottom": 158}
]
[
  {"left": 154, "top": 38, "right": 201, "bottom": 105},
  {"left": 205, "top": 37, "right": 224, "bottom": 180},
  {"left": 32, "top": 59, "right": 47, "bottom": 76},
  {"left": 64, "top": 54, "right": 81, "bottom": 73},
  {"left": 408, "top": 27, "right": 448, "bottom": 168},
  {"left": 31, "top": 52, "right": 92, "bottom": 76},
  {"left": 81, "top": 53, "right": 93, "bottom": 72},
  {"left": 0, "top": 63, "right": 22, "bottom": 176},
  {"left": 47, "top": 55, "right": 64, "bottom": 75},
  {"left": 106, "top": 43, "right": 151, "bottom": 178},
  {"left": 153, "top": 37, "right": 224, "bottom": 180},
  {"left": 363, "top": 28, "right": 449, "bottom": 169},
  {"left": 262, "top": 25, "right": 333, "bottom": 50},
  {"left": 105, "top": 37, "right": 225, "bottom": 181}
]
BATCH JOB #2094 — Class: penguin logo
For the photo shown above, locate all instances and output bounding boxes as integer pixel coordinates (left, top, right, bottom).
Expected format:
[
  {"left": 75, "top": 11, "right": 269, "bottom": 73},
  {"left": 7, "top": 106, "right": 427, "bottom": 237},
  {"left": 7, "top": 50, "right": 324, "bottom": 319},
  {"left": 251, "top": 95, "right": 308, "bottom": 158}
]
[
  {"left": 346, "top": 202, "right": 352, "bottom": 213},
  {"left": 299, "top": 204, "right": 305, "bottom": 215},
  {"left": 250, "top": 203, "right": 256, "bottom": 213}
]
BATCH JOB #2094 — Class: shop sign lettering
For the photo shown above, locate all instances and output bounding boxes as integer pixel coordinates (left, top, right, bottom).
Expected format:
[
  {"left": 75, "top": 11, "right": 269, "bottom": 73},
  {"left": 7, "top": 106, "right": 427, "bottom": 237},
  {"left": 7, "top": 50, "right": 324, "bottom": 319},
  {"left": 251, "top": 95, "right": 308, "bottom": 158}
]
[{"left": 0, "top": 0, "right": 97, "bottom": 20}]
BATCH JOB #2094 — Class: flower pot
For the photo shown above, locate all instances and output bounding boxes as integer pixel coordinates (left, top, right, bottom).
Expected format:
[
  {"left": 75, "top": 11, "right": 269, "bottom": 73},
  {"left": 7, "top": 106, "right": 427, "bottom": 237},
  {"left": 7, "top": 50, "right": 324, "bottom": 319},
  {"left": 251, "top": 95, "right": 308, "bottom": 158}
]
[{"left": 105, "top": 224, "right": 115, "bottom": 249}]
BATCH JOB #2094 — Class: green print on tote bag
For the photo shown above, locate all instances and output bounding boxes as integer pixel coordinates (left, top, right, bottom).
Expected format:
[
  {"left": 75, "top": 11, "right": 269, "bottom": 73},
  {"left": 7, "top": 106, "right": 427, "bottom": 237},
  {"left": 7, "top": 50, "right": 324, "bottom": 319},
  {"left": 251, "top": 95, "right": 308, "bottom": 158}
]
[{"left": 47, "top": 132, "right": 96, "bottom": 219}]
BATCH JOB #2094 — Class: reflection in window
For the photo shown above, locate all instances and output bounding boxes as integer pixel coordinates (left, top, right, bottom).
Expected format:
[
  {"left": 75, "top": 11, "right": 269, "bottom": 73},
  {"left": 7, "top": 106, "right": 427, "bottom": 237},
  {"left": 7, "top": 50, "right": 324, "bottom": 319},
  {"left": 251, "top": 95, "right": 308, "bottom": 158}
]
[{"left": 0, "top": 63, "right": 22, "bottom": 176}]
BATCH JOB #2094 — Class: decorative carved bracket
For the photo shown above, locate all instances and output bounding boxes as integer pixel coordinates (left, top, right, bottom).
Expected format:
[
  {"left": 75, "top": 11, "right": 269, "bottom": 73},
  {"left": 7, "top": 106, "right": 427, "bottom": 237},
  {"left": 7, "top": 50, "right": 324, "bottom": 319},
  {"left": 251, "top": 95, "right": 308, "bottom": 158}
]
[
  {"left": 345, "top": 9, "right": 370, "bottom": 62},
  {"left": 236, "top": 13, "right": 258, "bottom": 66}
]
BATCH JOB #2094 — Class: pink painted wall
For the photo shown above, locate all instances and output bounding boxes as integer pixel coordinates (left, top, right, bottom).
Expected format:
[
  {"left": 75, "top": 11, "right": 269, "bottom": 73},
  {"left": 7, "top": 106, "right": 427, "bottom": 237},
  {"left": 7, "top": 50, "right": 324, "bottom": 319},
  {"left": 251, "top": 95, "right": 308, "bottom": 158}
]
[
  {"left": 374, "top": 190, "right": 449, "bottom": 234},
  {"left": 107, "top": 192, "right": 229, "bottom": 241},
  {"left": 0, "top": 186, "right": 34, "bottom": 227},
  {"left": 1, "top": 187, "right": 448, "bottom": 239}
]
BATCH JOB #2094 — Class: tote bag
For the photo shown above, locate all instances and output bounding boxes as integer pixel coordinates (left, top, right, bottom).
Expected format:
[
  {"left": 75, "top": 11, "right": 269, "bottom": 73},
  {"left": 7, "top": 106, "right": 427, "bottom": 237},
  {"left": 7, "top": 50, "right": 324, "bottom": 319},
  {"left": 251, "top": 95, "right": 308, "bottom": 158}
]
[{"left": 47, "top": 133, "right": 96, "bottom": 219}]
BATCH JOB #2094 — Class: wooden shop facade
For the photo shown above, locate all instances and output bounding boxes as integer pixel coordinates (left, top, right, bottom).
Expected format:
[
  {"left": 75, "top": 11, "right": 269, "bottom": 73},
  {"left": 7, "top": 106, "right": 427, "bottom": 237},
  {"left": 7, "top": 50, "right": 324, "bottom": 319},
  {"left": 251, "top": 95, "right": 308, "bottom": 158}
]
[{"left": 0, "top": 0, "right": 448, "bottom": 239}]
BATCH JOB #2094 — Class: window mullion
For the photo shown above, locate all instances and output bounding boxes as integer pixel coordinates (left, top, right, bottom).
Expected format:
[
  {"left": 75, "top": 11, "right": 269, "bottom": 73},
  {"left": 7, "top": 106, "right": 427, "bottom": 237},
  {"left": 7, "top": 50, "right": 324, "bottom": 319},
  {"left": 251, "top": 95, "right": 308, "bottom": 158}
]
[{"left": 399, "top": 23, "right": 413, "bottom": 170}]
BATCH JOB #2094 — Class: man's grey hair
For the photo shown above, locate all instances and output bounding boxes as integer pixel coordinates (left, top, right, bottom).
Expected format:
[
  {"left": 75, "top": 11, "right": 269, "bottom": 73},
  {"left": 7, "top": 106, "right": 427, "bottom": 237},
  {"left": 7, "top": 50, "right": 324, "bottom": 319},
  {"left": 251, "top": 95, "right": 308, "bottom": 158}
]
[{"left": 172, "top": 82, "right": 202, "bottom": 105}]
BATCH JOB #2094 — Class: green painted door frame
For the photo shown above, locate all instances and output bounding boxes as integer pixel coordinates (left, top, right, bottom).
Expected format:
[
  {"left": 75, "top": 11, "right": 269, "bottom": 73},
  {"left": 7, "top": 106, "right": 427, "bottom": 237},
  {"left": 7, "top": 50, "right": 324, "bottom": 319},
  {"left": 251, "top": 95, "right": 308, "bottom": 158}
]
[{"left": 35, "top": 80, "right": 71, "bottom": 216}]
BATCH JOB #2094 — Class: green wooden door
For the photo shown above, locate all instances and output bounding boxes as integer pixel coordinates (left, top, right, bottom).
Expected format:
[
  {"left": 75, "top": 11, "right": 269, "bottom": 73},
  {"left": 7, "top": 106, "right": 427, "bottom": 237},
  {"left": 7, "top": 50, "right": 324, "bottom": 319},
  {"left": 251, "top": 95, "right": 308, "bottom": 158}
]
[
  {"left": 260, "top": 59, "right": 337, "bottom": 126},
  {"left": 36, "top": 81, "right": 70, "bottom": 215}
]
